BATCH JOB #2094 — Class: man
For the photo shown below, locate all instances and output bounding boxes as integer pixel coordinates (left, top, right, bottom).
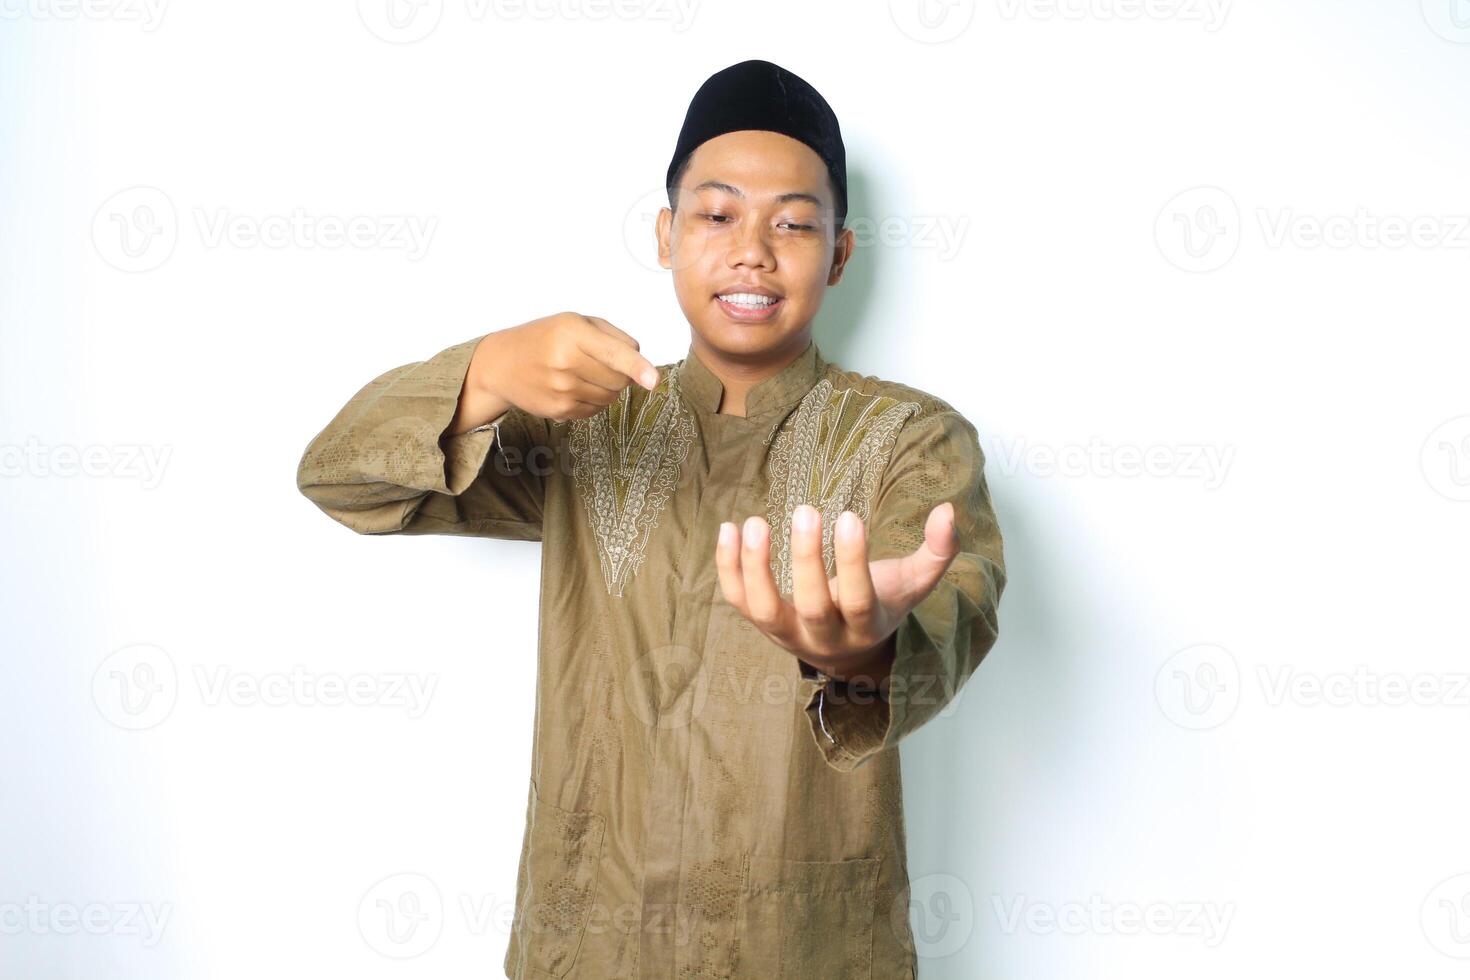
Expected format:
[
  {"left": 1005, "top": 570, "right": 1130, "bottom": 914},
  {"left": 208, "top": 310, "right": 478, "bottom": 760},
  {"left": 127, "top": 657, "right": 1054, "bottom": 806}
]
[{"left": 296, "top": 59, "right": 1006, "bottom": 980}]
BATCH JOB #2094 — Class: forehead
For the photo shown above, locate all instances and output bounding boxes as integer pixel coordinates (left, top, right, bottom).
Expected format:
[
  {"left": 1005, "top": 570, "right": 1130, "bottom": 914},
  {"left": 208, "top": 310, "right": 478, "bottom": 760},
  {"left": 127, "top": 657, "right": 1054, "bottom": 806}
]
[{"left": 681, "top": 130, "right": 831, "bottom": 203}]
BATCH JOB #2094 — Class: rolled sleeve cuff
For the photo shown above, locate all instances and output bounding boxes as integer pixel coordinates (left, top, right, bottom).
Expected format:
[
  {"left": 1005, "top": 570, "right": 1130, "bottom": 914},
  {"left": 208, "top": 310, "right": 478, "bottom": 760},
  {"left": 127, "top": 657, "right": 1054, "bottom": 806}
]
[
  {"left": 439, "top": 408, "right": 509, "bottom": 495},
  {"left": 797, "top": 628, "right": 919, "bottom": 774}
]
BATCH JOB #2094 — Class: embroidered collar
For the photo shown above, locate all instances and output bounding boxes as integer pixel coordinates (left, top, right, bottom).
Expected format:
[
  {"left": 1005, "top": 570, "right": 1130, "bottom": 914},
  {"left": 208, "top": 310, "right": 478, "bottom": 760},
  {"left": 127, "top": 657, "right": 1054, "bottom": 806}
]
[{"left": 676, "top": 338, "right": 824, "bottom": 417}]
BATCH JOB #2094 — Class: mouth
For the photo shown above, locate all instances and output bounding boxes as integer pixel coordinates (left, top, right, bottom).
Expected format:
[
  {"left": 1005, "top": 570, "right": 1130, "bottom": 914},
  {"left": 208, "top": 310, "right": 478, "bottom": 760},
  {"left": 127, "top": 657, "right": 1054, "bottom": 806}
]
[{"left": 713, "top": 290, "right": 784, "bottom": 323}]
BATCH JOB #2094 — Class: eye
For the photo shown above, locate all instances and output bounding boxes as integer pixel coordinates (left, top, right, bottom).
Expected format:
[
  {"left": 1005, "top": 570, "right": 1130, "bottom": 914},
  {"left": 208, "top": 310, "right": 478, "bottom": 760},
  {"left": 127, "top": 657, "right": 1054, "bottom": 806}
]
[
  {"left": 699, "top": 212, "right": 730, "bottom": 224},
  {"left": 781, "top": 222, "right": 815, "bottom": 232}
]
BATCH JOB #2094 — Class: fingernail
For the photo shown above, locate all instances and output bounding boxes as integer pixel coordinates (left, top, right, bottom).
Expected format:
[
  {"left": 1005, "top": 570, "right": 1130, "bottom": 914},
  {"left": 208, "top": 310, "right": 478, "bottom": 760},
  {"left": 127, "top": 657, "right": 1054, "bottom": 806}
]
[
  {"left": 643, "top": 368, "right": 659, "bottom": 389},
  {"left": 794, "top": 505, "right": 814, "bottom": 531},
  {"left": 717, "top": 522, "right": 734, "bottom": 547},
  {"left": 838, "top": 510, "right": 859, "bottom": 537},
  {"left": 743, "top": 518, "right": 761, "bottom": 546}
]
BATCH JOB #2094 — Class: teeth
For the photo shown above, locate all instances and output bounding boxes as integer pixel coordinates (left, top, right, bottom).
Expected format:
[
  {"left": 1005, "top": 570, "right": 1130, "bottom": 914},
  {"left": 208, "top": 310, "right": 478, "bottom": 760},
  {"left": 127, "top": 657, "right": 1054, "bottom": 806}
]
[{"left": 718, "top": 293, "right": 777, "bottom": 307}]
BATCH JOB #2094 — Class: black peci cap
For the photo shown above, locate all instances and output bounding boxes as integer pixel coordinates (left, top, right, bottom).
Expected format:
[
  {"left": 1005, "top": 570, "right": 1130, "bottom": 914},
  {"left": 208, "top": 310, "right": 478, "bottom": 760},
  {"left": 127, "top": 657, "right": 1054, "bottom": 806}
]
[{"left": 666, "top": 59, "right": 846, "bottom": 223}]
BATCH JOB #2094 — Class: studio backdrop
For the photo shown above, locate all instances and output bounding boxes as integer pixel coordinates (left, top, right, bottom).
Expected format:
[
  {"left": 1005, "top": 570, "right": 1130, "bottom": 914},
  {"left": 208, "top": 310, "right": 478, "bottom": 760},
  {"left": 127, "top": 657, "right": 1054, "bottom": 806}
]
[{"left": 3, "top": 2, "right": 1468, "bottom": 977}]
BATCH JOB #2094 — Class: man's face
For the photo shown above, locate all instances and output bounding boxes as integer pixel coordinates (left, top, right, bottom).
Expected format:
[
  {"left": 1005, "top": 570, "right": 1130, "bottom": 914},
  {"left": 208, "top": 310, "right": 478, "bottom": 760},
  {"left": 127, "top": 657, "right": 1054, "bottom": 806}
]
[{"left": 657, "top": 129, "right": 854, "bottom": 359}]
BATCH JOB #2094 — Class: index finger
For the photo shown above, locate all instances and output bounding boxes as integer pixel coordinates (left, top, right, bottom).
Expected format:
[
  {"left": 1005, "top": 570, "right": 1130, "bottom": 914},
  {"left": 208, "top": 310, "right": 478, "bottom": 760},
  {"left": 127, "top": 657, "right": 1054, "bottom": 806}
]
[
  {"left": 584, "top": 316, "right": 639, "bottom": 350},
  {"left": 583, "top": 317, "right": 659, "bottom": 390}
]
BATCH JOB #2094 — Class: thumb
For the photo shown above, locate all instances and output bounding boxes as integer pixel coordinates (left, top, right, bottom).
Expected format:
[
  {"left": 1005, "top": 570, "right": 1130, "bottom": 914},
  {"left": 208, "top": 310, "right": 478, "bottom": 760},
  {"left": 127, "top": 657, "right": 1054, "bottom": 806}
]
[{"left": 905, "top": 501, "right": 961, "bottom": 593}]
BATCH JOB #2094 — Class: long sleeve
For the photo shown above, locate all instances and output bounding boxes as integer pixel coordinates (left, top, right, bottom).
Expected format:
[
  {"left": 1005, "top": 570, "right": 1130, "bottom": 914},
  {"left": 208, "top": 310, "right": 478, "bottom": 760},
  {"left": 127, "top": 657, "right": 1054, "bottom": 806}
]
[
  {"left": 799, "top": 408, "right": 1007, "bottom": 772},
  {"left": 295, "top": 335, "right": 551, "bottom": 540}
]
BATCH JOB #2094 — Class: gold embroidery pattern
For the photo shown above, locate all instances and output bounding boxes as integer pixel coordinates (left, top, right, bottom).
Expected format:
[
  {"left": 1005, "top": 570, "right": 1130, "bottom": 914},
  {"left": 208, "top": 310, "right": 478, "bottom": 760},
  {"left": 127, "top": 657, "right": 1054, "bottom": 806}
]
[
  {"left": 567, "top": 364, "right": 696, "bottom": 597},
  {"left": 765, "top": 379, "right": 921, "bottom": 594}
]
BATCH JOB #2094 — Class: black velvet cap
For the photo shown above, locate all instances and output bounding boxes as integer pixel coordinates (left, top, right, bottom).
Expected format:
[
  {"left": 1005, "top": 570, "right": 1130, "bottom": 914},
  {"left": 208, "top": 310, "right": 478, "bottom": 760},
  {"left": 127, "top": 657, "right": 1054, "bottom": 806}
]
[{"left": 666, "top": 59, "right": 846, "bottom": 223}]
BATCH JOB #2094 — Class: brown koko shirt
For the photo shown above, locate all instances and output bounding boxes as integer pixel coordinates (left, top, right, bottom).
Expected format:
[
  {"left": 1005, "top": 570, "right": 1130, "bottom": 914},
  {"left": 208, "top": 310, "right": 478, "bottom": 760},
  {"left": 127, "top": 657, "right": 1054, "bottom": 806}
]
[{"left": 295, "top": 334, "right": 1006, "bottom": 979}]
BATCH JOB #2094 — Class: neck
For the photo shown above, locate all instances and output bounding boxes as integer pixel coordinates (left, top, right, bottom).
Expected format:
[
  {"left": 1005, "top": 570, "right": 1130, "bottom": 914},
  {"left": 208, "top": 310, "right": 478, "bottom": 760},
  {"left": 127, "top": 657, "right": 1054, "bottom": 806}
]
[{"left": 692, "top": 332, "right": 812, "bottom": 417}]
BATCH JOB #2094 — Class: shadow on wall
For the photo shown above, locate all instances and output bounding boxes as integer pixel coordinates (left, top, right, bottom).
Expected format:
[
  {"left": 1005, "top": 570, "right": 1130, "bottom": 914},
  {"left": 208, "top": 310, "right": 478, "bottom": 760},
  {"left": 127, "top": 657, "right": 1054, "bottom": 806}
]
[
  {"left": 811, "top": 167, "right": 881, "bottom": 363},
  {"left": 811, "top": 166, "right": 1090, "bottom": 978},
  {"left": 897, "top": 483, "right": 1074, "bottom": 979}
]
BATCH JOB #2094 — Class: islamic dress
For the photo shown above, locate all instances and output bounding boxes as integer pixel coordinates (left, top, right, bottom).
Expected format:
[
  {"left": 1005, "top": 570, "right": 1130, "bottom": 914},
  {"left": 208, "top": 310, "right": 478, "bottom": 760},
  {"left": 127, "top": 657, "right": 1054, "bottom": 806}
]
[{"left": 297, "top": 58, "right": 1006, "bottom": 980}]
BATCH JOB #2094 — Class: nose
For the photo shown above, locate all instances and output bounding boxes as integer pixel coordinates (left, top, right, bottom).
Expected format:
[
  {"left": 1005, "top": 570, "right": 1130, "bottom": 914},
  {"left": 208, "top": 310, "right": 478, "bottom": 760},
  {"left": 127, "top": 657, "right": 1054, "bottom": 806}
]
[{"left": 725, "top": 216, "right": 776, "bottom": 272}]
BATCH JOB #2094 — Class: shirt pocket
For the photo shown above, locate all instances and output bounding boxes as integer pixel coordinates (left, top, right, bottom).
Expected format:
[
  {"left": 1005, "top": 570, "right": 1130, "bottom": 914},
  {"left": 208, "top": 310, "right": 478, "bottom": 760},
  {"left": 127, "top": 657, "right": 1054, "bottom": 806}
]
[
  {"left": 508, "top": 786, "right": 607, "bottom": 978},
  {"left": 738, "top": 854, "right": 881, "bottom": 980}
]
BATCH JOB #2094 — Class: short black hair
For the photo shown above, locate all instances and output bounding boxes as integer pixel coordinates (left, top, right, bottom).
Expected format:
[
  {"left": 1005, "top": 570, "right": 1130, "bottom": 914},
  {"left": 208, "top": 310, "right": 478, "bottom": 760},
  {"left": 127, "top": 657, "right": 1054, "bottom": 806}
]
[{"left": 666, "top": 154, "right": 848, "bottom": 234}]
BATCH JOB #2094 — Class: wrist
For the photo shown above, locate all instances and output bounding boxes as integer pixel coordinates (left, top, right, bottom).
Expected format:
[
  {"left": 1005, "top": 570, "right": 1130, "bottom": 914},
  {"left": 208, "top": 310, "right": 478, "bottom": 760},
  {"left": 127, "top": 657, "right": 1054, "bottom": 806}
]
[
  {"left": 467, "top": 332, "right": 504, "bottom": 396},
  {"left": 825, "top": 633, "right": 896, "bottom": 692}
]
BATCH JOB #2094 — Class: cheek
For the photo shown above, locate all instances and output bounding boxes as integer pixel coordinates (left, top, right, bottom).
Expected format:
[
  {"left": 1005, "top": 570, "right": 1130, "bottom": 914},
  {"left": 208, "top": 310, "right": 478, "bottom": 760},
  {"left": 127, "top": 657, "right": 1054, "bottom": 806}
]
[
  {"left": 673, "top": 238, "right": 715, "bottom": 276},
  {"left": 778, "top": 236, "right": 832, "bottom": 268},
  {"left": 672, "top": 267, "right": 716, "bottom": 309},
  {"left": 782, "top": 257, "right": 834, "bottom": 297},
  {"left": 669, "top": 228, "right": 726, "bottom": 277}
]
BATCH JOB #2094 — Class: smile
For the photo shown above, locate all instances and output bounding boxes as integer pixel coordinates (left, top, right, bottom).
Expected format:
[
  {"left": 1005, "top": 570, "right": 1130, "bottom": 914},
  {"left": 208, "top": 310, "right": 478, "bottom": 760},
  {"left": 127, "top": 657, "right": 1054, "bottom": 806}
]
[{"left": 714, "top": 293, "right": 783, "bottom": 322}]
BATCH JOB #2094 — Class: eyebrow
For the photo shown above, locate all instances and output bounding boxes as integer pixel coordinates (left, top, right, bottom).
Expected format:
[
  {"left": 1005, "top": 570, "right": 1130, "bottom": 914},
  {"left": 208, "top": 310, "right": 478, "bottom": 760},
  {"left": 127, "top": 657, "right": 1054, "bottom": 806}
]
[{"left": 691, "top": 180, "right": 824, "bottom": 208}]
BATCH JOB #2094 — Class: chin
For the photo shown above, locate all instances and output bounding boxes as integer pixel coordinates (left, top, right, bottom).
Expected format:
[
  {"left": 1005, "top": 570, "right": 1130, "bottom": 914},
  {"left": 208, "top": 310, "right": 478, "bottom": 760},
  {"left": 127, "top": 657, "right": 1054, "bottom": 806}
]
[{"left": 696, "top": 319, "right": 793, "bottom": 356}]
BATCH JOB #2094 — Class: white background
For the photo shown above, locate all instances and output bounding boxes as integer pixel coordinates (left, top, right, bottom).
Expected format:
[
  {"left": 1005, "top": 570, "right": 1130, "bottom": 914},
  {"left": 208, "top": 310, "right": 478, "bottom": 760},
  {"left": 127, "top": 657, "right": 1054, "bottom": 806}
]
[{"left": 3, "top": 0, "right": 1469, "bottom": 977}]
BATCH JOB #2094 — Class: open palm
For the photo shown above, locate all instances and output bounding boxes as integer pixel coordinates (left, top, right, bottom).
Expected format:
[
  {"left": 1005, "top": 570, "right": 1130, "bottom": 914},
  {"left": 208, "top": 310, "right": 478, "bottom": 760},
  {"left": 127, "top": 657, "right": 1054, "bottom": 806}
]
[{"left": 715, "top": 501, "right": 961, "bottom": 684}]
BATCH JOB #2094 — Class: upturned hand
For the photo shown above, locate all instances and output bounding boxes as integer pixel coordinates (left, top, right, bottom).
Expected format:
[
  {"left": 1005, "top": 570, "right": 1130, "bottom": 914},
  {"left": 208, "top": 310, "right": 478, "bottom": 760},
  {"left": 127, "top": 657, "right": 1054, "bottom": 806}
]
[{"left": 715, "top": 501, "right": 961, "bottom": 689}]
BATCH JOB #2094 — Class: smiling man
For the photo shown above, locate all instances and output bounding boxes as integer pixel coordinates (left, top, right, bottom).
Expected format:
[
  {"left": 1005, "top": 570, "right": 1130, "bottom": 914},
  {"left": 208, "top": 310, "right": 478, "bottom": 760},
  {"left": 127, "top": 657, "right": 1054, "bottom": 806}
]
[{"left": 296, "top": 59, "right": 1006, "bottom": 979}]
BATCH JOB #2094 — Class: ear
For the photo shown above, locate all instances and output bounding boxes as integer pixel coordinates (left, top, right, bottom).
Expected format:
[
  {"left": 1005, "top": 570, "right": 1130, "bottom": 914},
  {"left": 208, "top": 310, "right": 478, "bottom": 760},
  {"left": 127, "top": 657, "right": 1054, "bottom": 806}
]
[
  {"left": 656, "top": 206, "right": 674, "bottom": 270},
  {"left": 827, "top": 225, "right": 855, "bottom": 285}
]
